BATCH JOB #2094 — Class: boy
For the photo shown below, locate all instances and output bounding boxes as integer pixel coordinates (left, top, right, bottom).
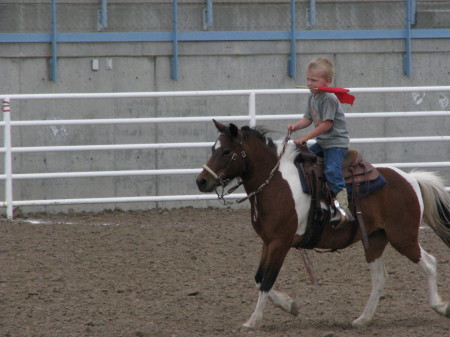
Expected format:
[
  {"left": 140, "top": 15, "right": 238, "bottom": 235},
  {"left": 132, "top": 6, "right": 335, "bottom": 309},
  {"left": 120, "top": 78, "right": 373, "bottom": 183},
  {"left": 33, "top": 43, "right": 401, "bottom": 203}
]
[{"left": 287, "top": 57, "right": 354, "bottom": 227}]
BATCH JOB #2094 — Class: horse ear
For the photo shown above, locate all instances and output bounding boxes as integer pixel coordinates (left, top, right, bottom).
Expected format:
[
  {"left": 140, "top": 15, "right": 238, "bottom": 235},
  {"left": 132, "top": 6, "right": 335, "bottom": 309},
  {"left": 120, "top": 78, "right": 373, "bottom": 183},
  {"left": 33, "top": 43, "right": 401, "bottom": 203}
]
[
  {"left": 213, "top": 119, "right": 227, "bottom": 133},
  {"left": 229, "top": 123, "right": 239, "bottom": 138},
  {"left": 213, "top": 119, "right": 240, "bottom": 139}
]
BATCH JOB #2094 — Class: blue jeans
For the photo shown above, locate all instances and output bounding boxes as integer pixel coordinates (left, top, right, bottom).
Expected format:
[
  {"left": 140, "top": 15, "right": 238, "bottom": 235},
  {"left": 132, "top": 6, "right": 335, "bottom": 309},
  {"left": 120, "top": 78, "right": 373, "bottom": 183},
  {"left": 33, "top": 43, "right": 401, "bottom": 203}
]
[{"left": 309, "top": 143, "right": 347, "bottom": 196}]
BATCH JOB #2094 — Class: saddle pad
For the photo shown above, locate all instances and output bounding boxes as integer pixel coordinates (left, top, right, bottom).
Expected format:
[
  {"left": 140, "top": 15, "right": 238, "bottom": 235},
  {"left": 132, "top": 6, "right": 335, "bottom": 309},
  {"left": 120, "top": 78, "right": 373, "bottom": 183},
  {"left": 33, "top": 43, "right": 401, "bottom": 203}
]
[{"left": 346, "top": 174, "right": 386, "bottom": 198}]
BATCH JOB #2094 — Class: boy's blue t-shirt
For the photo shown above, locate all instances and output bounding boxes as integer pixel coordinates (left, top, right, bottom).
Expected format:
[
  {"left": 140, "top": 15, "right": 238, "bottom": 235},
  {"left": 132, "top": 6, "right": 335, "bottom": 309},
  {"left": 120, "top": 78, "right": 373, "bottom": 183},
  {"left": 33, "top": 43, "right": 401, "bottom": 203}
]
[{"left": 304, "top": 92, "right": 349, "bottom": 149}]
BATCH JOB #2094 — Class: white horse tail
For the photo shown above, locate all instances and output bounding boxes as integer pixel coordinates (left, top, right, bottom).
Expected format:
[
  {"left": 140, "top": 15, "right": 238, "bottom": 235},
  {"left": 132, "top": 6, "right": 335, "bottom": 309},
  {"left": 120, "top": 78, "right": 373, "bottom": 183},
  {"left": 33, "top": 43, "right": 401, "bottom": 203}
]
[{"left": 411, "top": 171, "right": 450, "bottom": 248}]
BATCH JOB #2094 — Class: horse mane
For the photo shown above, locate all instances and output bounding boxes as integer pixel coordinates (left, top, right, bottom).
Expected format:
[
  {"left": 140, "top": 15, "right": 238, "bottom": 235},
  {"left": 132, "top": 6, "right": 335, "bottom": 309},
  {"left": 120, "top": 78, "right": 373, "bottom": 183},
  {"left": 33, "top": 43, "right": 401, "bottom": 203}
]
[{"left": 240, "top": 126, "right": 276, "bottom": 149}]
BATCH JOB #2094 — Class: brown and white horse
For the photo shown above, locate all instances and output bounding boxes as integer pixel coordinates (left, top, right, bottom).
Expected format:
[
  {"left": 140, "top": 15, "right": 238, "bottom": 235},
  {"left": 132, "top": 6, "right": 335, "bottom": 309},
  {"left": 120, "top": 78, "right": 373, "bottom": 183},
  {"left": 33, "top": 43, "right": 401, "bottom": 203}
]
[{"left": 196, "top": 120, "right": 450, "bottom": 329}]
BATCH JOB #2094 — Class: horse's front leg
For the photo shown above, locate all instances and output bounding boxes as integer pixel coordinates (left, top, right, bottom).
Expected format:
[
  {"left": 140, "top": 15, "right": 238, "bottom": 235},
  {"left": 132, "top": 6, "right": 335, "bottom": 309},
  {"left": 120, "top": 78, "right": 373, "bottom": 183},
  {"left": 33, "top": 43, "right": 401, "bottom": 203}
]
[
  {"left": 268, "top": 288, "right": 299, "bottom": 316},
  {"left": 243, "top": 290, "right": 270, "bottom": 329},
  {"left": 243, "top": 286, "right": 298, "bottom": 329},
  {"left": 243, "top": 241, "right": 291, "bottom": 328},
  {"left": 352, "top": 257, "right": 387, "bottom": 328}
]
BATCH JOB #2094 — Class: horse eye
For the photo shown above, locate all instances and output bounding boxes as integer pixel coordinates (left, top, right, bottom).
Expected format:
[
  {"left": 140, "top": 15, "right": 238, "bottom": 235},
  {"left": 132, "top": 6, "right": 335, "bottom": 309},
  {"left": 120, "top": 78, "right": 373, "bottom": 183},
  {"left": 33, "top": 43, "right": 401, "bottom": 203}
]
[{"left": 223, "top": 149, "right": 232, "bottom": 156}]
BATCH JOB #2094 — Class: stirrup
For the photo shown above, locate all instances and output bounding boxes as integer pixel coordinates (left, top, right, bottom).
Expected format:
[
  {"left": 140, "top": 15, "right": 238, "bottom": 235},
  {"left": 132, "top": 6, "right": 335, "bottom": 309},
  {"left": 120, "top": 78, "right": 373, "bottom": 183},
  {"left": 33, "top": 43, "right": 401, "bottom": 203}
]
[{"left": 331, "top": 200, "right": 349, "bottom": 230}]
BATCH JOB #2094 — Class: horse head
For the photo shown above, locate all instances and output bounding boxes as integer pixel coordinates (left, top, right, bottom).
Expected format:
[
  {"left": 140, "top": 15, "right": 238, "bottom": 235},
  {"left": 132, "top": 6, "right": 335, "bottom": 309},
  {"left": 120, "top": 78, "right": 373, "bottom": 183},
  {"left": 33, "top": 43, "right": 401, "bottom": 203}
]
[{"left": 196, "top": 120, "right": 247, "bottom": 192}]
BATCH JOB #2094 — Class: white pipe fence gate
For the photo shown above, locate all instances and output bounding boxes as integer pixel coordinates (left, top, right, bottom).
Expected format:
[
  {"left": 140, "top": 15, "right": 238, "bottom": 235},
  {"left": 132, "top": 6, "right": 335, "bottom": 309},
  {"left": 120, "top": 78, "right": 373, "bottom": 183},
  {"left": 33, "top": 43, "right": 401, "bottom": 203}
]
[{"left": 1, "top": 86, "right": 450, "bottom": 219}]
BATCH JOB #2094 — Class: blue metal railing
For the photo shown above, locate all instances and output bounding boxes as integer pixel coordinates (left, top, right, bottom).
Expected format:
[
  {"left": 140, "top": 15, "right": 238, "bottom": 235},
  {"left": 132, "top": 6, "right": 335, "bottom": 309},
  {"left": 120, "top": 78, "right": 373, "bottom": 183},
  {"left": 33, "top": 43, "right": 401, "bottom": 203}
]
[
  {"left": 171, "top": 0, "right": 179, "bottom": 80},
  {"left": 288, "top": 0, "right": 297, "bottom": 79},
  {"left": 404, "top": 0, "right": 413, "bottom": 77},
  {"left": 50, "top": 0, "right": 57, "bottom": 82},
  {"left": 100, "top": 0, "right": 108, "bottom": 29},
  {"left": 1, "top": 0, "right": 448, "bottom": 82},
  {"left": 307, "top": 0, "right": 316, "bottom": 28}
]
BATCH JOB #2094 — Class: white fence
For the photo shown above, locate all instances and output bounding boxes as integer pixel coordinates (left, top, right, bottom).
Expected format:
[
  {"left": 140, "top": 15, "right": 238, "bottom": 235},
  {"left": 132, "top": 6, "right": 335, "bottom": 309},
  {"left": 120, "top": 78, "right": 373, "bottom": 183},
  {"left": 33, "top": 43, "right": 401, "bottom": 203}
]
[{"left": 1, "top": 86, "right": 450, "bottom": 219}]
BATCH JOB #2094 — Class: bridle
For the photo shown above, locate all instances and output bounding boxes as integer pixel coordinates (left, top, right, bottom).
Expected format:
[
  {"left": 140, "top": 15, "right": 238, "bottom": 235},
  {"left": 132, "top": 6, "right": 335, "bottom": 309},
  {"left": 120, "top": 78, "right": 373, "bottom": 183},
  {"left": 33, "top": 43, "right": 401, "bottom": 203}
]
[
  {"left": 203, "top": 130, "right": 292, "bottom": 205},
  {"left": 202, "top": 151, "right": 246, "bottom": 182},
  {"left": 202, "top": 145, "right": 247, "bottom": 204}
]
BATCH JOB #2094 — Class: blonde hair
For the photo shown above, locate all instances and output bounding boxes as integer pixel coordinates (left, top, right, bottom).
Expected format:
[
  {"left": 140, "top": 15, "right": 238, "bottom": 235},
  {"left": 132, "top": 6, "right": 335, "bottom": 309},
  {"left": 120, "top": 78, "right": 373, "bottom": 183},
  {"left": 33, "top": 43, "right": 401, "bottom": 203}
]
[{"left": 307, "top": 57, "right": 334, "bottom": 80}]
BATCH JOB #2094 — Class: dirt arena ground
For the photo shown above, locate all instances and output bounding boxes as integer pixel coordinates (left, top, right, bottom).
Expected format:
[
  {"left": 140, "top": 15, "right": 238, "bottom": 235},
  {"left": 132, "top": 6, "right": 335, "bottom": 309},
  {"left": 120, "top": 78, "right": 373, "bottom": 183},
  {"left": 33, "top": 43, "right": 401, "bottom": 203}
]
[{"left": 1, "top": 207, "right": 449, "bottom": 337}]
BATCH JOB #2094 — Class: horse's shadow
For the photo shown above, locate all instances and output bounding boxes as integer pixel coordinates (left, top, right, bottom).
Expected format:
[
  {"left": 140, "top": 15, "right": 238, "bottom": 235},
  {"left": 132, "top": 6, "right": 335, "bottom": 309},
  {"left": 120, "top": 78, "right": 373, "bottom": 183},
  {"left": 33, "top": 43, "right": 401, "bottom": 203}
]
[{"left": 255, "top": 315, "right": 439, "bottom": 333}]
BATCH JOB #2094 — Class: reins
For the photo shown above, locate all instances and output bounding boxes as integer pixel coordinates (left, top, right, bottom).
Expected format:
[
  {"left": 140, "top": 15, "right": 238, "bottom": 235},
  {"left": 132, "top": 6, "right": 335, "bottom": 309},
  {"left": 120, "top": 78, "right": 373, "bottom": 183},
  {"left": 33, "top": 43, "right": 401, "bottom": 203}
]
[{"left": 210, "top": 130, "right": 292, "bottom": 205}]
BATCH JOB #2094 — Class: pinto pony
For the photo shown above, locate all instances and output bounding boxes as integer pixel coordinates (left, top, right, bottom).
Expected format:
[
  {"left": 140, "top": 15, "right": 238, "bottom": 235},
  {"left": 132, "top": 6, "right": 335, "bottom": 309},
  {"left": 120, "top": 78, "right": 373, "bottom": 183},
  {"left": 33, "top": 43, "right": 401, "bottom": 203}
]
[{"left": 196, "top": 120, "right": 450, "bottom": 328}]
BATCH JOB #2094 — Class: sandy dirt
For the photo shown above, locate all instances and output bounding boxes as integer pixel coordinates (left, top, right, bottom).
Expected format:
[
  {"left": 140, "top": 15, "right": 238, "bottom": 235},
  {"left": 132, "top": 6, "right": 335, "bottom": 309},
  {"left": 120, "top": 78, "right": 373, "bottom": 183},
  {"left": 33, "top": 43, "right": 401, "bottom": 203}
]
[{"left": 1, "top": 207, "right": 449, "bottom": 337}]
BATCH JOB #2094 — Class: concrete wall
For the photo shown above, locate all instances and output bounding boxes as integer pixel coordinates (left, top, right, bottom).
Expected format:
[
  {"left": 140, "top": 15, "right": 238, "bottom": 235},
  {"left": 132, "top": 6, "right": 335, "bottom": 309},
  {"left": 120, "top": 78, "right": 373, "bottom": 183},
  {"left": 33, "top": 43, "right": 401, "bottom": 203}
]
[{"left": 0, "top": 1, "right": 449, "bottom": 213}]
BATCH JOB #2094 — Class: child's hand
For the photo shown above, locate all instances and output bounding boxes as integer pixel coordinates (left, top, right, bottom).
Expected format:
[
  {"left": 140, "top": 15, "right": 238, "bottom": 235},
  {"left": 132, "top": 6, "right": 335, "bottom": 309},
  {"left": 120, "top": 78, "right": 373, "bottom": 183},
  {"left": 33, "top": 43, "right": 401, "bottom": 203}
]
[
  {"left": 294, "top": 136, "right": 308, "bottom": 146},
  {"left": 287, "top": 124, "right": 297, "bottom": 133}
]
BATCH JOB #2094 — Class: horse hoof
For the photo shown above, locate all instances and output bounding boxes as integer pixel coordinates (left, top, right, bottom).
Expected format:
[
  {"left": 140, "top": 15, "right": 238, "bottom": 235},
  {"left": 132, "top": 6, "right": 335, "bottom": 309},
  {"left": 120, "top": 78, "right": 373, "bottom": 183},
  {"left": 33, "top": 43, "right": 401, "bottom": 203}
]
[
  {"left": 432, "top": 302, "right": 450, "bottom": 317},
  {"left": 352, "top": 317, "right": 371, "bottom": 328},
  {"left": 290, "top": 301, "right": 299, "bottom": 316},
  {"left": 242, "top": 321, "right": 258, "bottom": 329}
]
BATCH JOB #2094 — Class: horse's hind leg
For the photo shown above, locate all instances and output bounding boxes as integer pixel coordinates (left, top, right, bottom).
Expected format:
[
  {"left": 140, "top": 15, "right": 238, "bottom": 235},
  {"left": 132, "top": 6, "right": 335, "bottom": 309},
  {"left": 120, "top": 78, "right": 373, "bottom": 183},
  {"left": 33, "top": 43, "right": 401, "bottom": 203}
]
[
  {"left": 353, "top": 231, "right": 389, "bottom": 328},
  {"left": 390, "top": 228, "right": 449, "bottom": 318},
  {"left": 418, "top": 246, "right": 450, "bottom": 317}
]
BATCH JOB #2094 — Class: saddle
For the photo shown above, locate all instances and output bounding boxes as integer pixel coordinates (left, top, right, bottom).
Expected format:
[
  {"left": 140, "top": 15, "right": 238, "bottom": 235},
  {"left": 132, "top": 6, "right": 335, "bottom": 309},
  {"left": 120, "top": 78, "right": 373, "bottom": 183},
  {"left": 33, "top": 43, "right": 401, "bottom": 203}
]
[{"left": 294, "top": 145, "right": 386, "bottom": 249}]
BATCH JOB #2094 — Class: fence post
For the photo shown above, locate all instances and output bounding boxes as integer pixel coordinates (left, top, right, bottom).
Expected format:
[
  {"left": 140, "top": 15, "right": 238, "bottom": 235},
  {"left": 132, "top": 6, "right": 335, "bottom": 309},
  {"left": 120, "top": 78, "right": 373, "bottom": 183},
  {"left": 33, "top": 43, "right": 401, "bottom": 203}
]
[
  {"left": 249, "top": 92, "right": 256, "bottom": 127},
  {"left": 2, "top": 98, "right": 13, "bottom": 219},
  {"left": 171, "top": 0, "right": 179, "bottom": 80},
  {"left": 404, "top": 0, "right": 412, "bottom": 77},
  {"left": 100, "top": 0, "right": 108, "bottom": 29},
  {"left": 288, "top": 0, "right": 297, "bottom": 79},
  {"left": 50, "top": 0, "right": 58, "bottom": 82}
]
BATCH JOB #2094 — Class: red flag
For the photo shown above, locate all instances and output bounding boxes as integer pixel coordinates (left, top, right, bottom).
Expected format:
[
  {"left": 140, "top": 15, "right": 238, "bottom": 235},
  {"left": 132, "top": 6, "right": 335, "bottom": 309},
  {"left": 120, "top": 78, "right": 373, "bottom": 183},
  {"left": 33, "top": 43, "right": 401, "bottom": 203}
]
[{"left": 317, "top": 86, "right": 355, "bottom": 105}]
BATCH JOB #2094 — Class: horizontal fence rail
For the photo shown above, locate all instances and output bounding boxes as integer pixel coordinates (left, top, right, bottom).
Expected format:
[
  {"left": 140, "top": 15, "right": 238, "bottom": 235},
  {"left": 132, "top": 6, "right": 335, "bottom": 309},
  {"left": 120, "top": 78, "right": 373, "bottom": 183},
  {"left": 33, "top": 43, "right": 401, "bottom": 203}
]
[{"left": 1, "top": 86, "right": 450, "bottom": 219}]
